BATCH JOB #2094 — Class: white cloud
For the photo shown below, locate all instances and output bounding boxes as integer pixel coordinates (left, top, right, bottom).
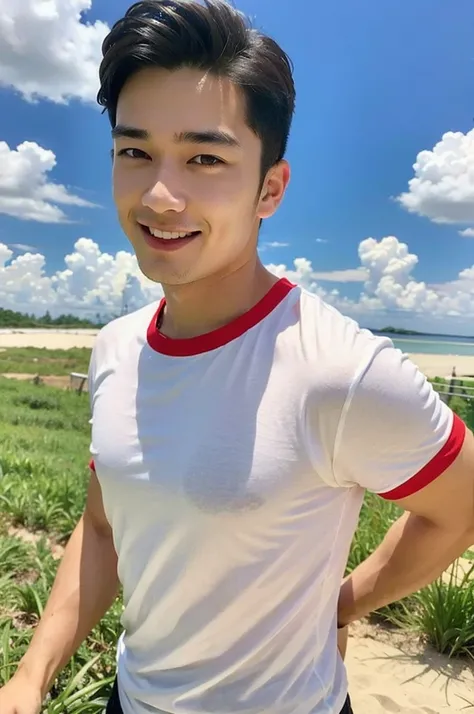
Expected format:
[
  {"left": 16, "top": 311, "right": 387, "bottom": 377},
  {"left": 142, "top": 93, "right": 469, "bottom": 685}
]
[
  {"left": 260, "top": 241, "right": 290, "bottom": 249},
  {"left": 0, "top": 141, "right": 96, "bottom": 223},
  {"left": 397, "top": 129, "right": 474, "bottom": 224},
  {"left": 0, "top": 0, "right": 109, "bottom": 104},
  {"left": 358, "top": 236, "right": 419, "bottom": 293},
  {"left": 0, "top": 243, "right": 57, "bottom": 307},
  {"left": 1, "top": 236, "right": 474, "bottom": 327},
  {"left": 268, "top": 235, "right": 474, "bottom": 320},
  {"left": 266, "top": 261, "right": 365, "bottom": 291},
  {"left": 0, "top": 238, "right": 162, "bottom": 316},
  {"left": 459, "top": 228, "right": 474, "bottom": 237},
  {"left": 315, "top": 238, "right": 328, "bottom": 244},
  {"left": 311, "top": 269, "right": 367, "bottom": 283},
  {"left": 265, "top": 258, "right": 372, "bottom": 315},
  {"left": 459, "top": 266, "right": 474, "bottom": 282},
  {"left": 7, "top": 243, "right": 36, "bottom": 252}
]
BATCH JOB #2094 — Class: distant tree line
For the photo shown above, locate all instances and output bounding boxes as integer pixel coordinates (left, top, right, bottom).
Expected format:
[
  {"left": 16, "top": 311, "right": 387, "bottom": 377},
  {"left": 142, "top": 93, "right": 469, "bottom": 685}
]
[
  {"left": 376, "top": 326, "right": 471, "bottom": 338},
  {"left": 378, "top": 326, "right": 421, "bottom": 335},
  {"left": 0, "top": 308, "right": 105, "bottom": 329}
]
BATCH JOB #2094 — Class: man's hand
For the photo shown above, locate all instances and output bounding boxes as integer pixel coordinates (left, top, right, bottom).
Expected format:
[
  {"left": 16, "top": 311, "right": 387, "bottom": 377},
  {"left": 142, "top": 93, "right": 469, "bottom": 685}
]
[
  {"left": 337, "top": 625, "right": 349, "bottom": 660},
  {"left": 0, "top": 674, "right": 43, "bottom": 714}
]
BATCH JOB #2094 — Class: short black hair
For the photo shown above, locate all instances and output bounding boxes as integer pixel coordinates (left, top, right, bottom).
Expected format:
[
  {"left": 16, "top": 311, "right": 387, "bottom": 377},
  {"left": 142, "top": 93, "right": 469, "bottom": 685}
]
[{"left": 98, "top": 0, "right": 295, "bottom": 179}]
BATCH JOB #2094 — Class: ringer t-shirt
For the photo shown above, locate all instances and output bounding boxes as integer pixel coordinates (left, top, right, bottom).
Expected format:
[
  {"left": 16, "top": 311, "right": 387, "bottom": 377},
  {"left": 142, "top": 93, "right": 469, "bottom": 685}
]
[{"left": 88, "top": 278, "right": 465, "bottom": 714}]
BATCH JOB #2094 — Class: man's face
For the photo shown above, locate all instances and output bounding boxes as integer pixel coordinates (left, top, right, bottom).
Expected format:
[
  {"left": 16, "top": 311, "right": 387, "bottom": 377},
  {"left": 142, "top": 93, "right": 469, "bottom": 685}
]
[{"left": 112, "top": 67, "right": 288, "bottom": 286}]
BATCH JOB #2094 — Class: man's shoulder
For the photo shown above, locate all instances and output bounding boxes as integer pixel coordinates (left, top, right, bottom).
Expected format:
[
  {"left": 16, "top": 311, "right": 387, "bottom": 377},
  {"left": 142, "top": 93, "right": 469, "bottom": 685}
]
[{"left": 298, "top": 288, "right": 390, "bottom": 368}]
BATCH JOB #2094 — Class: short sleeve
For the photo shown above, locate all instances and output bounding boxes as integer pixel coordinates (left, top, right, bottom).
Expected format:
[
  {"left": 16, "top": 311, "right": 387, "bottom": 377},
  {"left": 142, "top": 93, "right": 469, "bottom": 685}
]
[
  {"left": 87, "top": 346, "right": 96, "bottom": 471},
  {"left": 87, "top": 332, "right": 105, "bottom": 473},
  {"left": 332, "top": 343, "right": 467, "bottom": 499},
  {"left": 87, "top": 345, "right": 97, "bottom": 413}
]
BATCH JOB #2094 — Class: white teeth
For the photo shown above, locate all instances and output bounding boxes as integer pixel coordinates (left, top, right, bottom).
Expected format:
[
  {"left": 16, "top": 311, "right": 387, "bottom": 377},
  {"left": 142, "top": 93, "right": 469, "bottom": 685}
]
[{"left": 148, "top": 227, "right": 194, "bottom": 240}]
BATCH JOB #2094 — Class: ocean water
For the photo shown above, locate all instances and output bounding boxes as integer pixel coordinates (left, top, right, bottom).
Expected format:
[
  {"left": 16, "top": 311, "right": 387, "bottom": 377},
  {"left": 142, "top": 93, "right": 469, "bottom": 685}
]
[{"left": 375, "top": 332, "right": 474, "bottom": 356}]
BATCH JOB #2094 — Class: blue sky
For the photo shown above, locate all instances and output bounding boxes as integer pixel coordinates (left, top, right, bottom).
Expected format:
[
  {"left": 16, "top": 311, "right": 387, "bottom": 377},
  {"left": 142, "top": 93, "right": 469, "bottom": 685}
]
[{"left": 1, "top": 0, "right": 474, "bottom": 334}]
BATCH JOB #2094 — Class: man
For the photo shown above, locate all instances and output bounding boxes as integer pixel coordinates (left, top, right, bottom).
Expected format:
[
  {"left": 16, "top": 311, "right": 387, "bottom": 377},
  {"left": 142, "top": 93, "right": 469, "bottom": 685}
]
[{"left": 1, "top": 1, "right": 473, "bottom": 713}]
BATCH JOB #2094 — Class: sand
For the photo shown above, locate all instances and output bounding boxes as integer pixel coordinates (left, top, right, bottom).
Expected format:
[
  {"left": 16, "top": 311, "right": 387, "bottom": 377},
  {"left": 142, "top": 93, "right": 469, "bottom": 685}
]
[
  {"left": 0, "top": 329, "right": 98, "bottom": 350},
  {"left": 409, "top": 353, "right": 474, "bottom": 379},
  {"left": 1, "top": 329, "right": 474, "bottom": 710},
  {"left": 346, "top": 621, "right": 474, "bottom": 713}
]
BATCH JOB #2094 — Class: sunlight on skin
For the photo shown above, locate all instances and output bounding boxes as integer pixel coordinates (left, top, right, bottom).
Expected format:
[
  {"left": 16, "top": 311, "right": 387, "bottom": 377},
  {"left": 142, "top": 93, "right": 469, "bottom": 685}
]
[{"left": 112, "top": 66, "right": 290, "bottom": 339}]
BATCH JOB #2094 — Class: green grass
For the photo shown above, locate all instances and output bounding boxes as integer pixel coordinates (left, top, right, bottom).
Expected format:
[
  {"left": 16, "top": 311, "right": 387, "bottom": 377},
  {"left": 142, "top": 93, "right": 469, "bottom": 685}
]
[
  {"left": 0, "top": 353, "right": 473, "bottom": 711},
  {"left": 386, "top": 560, "right": 474, "bottom": 658},
  {"left": 0, "top": 347, "right": 91, "bottom": 376},
  {"left": 0, "top": 375, "right": 119, "bottom": 709},
  {"left": 430, "top": 377, "right": 474, "bottom": 431}
]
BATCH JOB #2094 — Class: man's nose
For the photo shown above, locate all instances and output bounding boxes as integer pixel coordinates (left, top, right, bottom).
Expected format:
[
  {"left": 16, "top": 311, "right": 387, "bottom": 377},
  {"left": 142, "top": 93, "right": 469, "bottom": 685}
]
[{"left": 141, "top": 166, "right": 186, "bottom": 213}]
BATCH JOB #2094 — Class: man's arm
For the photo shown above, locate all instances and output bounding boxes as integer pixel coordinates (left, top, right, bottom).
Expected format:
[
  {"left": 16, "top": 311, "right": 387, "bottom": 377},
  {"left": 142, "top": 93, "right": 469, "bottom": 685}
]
[
  {"left": 337, "top": 427, "right": 474, "bottom": 627},
  {"left": 12, "top": 468, "right": 119, "bottom": 701}
]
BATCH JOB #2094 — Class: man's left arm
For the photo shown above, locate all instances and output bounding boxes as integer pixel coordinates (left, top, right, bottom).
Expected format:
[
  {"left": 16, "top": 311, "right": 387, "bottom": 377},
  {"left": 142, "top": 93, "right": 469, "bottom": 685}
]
[
  {"left": 330, "top": 344, "right": 474, "bottom": 628},
  {"left": 338, "top": 429, "right": 474, "bottom": 626}
]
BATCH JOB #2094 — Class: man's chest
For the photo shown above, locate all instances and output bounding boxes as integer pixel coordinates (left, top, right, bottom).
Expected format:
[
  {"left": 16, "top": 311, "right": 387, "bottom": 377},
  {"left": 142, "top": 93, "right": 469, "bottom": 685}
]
[{"left": 90, "top": 349, "right": 318, "bottom": 515}]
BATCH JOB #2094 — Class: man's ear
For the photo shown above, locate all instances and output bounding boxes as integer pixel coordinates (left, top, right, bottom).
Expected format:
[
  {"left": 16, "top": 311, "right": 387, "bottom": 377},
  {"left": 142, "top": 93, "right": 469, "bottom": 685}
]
[{"left": 257, "top": 160, "right": 290, "bottom": 220}]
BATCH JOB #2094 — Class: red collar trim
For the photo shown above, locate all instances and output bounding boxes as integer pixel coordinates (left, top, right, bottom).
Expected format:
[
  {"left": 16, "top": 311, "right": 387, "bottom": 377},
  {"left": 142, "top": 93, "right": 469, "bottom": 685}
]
[{"left": 147, "top": 278, "right": 295, "bottom": 356}]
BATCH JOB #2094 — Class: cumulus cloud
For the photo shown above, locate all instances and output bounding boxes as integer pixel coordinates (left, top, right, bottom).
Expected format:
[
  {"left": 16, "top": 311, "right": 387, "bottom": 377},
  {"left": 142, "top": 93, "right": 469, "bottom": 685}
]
[
  {"left": 397, "top": 130, "right": 474, "bottom": 224},
  {"left": 268, "top": 235, "right": 474, "bottom": 319},
  {"left": 264, "top": 262, "right": 366, "bottom": 289},
  {"left": 0, "top": 238, "right": 163, "bottom": 316},
  {"left": 459, "top": 228, "right": 474, "bottom": 237},
  {"left": 356, "top": 236, "right": 473, "bottom": 316},
  {"left": 358, "top": 236, "right": 419, "bottom": 293},
  {"left": 0, "top": 0, "right": 109, "bottom": 104},
  {"left": 0, "top": 141, "right": 96, "bottom": 223},
  {"left": 0, "top": 243, "right": 57, "bottom": 308},
  {"left": 1, "top": 235, "right": 474, "bottom": 323}
]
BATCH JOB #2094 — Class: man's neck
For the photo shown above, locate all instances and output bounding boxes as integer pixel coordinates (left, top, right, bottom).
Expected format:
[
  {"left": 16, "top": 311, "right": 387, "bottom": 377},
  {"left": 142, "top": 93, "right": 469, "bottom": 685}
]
[{"left": 159, "top": 258, "right": 279, "bottom": 340}]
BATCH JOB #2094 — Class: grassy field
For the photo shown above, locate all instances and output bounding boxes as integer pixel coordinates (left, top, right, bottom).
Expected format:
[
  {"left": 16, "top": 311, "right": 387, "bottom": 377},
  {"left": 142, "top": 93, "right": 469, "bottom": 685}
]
[
  {"left": 431, "top": 377, "right": 474, "bottom": 429},
  {"left": 0, "top": 368, "right": 120, "bottom": 712},
  {"left": 0, "top": 347, "right": 91, "bottom": 376},
  {"left": 0, "top": 350, "right": 473, "bottom": 711}
]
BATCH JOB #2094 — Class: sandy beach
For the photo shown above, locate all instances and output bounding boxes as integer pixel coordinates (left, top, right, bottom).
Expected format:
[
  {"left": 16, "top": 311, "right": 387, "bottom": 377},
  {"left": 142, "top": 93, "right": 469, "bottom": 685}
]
[
  {"left": 1, "top": 329, "right": 474, "bottom": 379},
  {"left": 0, "top": 329, "right": 98, "bottom": 350},
  {"left": 409, "top": 353, "right": 474, "bottom": 379},
  {"left": 346, "top": 620, "right": 474, "bottom": 713}
]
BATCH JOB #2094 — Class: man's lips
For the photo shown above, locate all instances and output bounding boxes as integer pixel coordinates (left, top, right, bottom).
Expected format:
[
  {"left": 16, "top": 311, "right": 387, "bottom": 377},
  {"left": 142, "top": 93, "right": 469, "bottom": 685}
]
[
  {"left": 139, "top": 223, "right": 201, "bottom": 251},
  {"left": 138, "top": 222, "right": 201, "bottom": 238}
]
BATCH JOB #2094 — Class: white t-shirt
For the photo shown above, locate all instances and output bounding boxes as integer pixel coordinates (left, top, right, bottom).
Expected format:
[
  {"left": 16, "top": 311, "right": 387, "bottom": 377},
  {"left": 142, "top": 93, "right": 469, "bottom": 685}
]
[{"left": 88, "top": 278, "right": 465, "bottom": 714}]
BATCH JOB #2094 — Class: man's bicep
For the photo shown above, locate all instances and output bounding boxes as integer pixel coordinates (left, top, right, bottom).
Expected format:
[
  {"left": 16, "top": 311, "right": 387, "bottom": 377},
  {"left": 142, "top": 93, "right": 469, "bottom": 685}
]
[
  {"left": 83, "top": 463, "right": 113, "bottom": 539},
  {"left": 393, "top": 426, "right": 474, "bottom": 535}
]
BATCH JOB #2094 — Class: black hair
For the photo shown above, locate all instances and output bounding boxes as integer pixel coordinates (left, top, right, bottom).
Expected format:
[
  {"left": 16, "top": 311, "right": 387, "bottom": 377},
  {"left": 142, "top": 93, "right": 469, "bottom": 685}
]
[{"left": 97, "top": 0, "right": 295, "bottom": 179}]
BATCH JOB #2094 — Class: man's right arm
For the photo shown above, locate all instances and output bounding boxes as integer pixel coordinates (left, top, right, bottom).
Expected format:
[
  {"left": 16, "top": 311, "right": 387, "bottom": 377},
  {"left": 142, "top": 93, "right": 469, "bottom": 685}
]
[{"left": 10, "top": 467, "right": 119, "bottom": 702}]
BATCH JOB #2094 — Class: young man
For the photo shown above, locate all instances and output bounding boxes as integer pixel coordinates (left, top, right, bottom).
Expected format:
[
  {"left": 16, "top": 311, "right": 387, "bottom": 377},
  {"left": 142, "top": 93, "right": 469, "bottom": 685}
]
[{"left": 1, "top": 1, "right": 473, "bottom": 713}]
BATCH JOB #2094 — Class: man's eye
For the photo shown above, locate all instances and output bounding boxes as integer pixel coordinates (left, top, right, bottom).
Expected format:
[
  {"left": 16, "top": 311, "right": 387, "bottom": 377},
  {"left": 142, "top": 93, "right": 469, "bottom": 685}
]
[
  {"left": 191, "top": 154, "right": 223, "bottom": 167},
  {"left": 117, "top": 148, "right": 149, "bottom": 159}
]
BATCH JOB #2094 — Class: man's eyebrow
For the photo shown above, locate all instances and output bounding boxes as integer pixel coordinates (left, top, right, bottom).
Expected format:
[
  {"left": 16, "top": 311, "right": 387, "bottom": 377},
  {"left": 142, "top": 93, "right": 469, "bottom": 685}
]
[
  {"left": 174, "top": 130, "right": 240, "bottom": 148},
  {"left": 111, "top": 125, "right": 150, "bottom": 141},
  {"left": 111, "top": 125, "right": 240, "bottom": 148}
]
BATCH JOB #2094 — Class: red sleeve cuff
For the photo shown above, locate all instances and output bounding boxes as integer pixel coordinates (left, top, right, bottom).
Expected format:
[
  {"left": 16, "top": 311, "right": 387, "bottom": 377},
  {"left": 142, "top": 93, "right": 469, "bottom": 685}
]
[
  {"left": 89, "top": 458, "right": 96, "bottom": 472},
  {"left": 381, "top": 413, "right": 467, "bottom": 501}
]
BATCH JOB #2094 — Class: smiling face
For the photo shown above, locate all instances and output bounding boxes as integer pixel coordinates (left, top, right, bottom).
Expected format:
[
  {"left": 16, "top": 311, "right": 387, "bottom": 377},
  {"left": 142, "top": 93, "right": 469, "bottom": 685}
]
[{"left": 112, "top": 67, "right": 289, "bottom": 286}]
